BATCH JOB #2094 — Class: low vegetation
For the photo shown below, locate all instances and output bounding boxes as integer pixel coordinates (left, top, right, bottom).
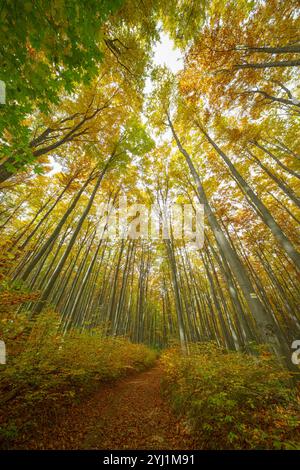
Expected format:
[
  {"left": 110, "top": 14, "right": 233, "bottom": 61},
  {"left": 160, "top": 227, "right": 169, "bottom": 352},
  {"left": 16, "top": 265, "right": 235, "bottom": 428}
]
[
  {"left": 161, "top": 344, "right": 300, "bottom": 450},
  {"left": 0, "top": 311, "right": 157, "bottom": 449}
]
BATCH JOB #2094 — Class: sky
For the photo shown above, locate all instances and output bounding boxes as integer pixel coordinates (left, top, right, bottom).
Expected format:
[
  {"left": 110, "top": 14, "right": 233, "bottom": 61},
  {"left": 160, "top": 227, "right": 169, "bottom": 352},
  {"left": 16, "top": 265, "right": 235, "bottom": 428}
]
[
  {"left": 152, "top": 31, "right": 183, "bottom": 72},
  {"left": 142, "top": 31, "right": 184, "bottom": 145},
  {"left": 153, "top": 32, "right": 183, "bottom": 73},
  {"left": 144, "top": 31, "right": 183, "bottom": 95},
  {"left": 48, "top": 31, "right": 183, "bottom": 176}
]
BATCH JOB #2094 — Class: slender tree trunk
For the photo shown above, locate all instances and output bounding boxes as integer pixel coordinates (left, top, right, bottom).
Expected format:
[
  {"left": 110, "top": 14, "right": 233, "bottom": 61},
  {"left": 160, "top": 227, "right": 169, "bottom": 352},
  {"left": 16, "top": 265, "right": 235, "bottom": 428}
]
[
  {"left": 252, "top": 141, "right": 300, "bottom": 180},
  {"left": 31, "top": 162, "right": 110, "bottom": 317},
  {"left": 167, "top": 114, "right": 298, "bottom": 372},
  {"left": 246, "top": 149, "right": 300, "bottom": 208},
  {"left": 198, "top": 125, "right": 300, "bottom": 271},
  {"left": 19, "top": 177, "right": 77, "bottom": 250},
  {"left": 19, "top": 170, "right": 96, "bottom": 282},
  {"left": 236, "top": 59, "right": 300, "bottom": 69},
  {"left": 245, "top": 45, "right": 300, "bottom": 54}
]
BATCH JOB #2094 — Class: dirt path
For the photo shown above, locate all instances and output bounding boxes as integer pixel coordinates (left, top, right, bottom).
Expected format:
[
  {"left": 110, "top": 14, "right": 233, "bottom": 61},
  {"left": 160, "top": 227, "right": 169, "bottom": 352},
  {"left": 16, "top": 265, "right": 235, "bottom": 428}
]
[{"left": 30, "top": 363, "right": 198, "bottom": 449}]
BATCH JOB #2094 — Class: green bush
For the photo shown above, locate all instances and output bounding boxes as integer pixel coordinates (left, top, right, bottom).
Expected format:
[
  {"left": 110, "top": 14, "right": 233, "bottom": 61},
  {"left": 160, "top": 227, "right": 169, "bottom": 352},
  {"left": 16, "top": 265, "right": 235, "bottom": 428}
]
[{"left": 161, "top": 343, "right": 300, "bottom": 449}]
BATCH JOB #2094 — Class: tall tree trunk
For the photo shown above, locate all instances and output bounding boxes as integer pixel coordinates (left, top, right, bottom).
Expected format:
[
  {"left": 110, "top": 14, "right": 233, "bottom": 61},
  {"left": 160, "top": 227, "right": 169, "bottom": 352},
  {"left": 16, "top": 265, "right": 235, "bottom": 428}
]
[
  {"left": 246, "top": 149, "right": 300, "bottom": 208},
  {"left": 19, "top": 176, "right": 77, "bottom": 250},
  {"left": 31, "top": 162, "right": 110, "bottom": 317},
  {"left": 252, "top": 141, "right": 300, "bottom": 180},
  {"left": 235, "top": 59, "right": 300, "bottom": 69},
  {"left": 198, "top": 124, "right": 300, "bottom": 271},
  {"left": 19, "top": 170, "right": 96, "bottom": 282},
  {"left": 167, "top": 114, "right": 298, "bottom": 372}
]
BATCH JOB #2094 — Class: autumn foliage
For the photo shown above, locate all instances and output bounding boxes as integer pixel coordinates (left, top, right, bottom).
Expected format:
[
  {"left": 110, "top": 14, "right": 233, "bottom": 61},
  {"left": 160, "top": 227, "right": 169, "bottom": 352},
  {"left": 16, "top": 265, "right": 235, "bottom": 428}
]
[
  {"left": 161, "top": 344, "right": 300, "bottom": 449},
  {"left": 0, "top": 311, "right": 157, "bottom": 449},
  {"left": 0, "top": 0, "right": 300, "bottom": 452}
]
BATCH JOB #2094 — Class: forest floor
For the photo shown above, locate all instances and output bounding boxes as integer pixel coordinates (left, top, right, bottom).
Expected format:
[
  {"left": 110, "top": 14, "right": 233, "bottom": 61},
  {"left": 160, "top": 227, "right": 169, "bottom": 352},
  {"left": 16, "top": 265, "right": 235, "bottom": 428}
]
[{"left": 25, "top": 363, "right": 198, "bottom": 449}]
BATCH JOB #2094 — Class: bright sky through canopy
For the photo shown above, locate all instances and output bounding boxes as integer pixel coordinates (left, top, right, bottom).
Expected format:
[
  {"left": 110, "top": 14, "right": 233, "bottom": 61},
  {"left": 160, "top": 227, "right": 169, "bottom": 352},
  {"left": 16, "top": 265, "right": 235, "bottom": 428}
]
[
  {"left": 152, "top": 31, "right": 183, "bottom": 72},
  {"left": 144, "top": 30, "right": 183, "bottom": 95}
]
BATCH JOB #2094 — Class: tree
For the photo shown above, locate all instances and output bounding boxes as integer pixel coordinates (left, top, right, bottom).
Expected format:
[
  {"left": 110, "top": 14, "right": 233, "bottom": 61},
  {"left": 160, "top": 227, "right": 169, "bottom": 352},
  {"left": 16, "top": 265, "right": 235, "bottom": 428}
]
[{"left": 0, "top": 0, "right": 122, "bottom": 172}]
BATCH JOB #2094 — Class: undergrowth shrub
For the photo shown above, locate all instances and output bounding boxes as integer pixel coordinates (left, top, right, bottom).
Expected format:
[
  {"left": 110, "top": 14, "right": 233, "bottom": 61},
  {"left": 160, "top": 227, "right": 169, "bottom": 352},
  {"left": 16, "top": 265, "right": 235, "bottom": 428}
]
[
  {"left": 0, "top": 311, "right": 157, "bottom": 448},
  {"left": 161, "top": 343, "right": 300, "bottom": 450}
]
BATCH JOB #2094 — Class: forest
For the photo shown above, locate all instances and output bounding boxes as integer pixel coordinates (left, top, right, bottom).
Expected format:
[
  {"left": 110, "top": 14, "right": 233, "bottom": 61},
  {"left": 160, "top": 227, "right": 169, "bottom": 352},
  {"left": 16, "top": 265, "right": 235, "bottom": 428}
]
[{"left": 0, "top": 0, "right": 300, "bottom": 451}]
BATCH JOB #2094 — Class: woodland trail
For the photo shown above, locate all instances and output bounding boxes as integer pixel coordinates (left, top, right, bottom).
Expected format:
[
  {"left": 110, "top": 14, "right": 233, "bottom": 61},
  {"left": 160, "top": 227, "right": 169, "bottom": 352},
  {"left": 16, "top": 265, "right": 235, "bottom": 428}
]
[{"left": 28, "top": 363, "right": 198, "bottom": 450}]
